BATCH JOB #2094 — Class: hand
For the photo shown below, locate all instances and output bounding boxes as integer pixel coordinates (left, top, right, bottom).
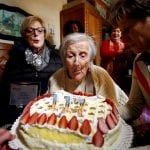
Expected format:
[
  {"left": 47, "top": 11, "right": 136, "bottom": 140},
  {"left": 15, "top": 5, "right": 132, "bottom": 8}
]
[{"left": 0, "top": 128, "right": 16, "bottom": 150}]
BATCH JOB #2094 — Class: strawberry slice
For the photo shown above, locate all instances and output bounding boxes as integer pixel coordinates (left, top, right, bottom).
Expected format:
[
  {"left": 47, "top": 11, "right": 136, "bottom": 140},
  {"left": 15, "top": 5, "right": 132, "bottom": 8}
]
[
  {"left": 106, "top": 113, "right": 116, "bottom": 130},
  {"left": 80, "top": 119, "right": 91, "bottom": 135},
  {"left": 112, "top": 105, "right": 119, "bottom": 119},
  {"left": 97, "top": 118, "right": 109, "bottom": 134},
  {"left": 78, "top": 91, "right": 83, "bottom": 95},
  {"left": 21, "top": 111, "right": 30, "bottom": 124},
  {"left": 92, "top": 130, "right": 104, "bottom": 147},
  {"left": 83, "top": 93, "right": 93, "bottom": 96},
  {"left": 58, "top": 115, "right": 68, "bottom": 128},
  {"left": 68, "top": 116, "right": 78, "bottom": 131},
  {"left": 27, "top": 112, "right": 39, "bottom": 124},
  {"left": 106, "top": 99, "right": 119, "bottom": 115},
  {"left": 110, "top": 112, "right": 118, "bottom": 125},
  {"left": 47, "top": 113, "right": 57, "bottom": 125},
  {"left": 37, "top": 113, "right": 47, "bottom": 125},
  {"left": 72, "top": 91, "right": 78, "bottom": 95},
  {"left": 105, "top": 98, "right": 114, "bottom": 107}
]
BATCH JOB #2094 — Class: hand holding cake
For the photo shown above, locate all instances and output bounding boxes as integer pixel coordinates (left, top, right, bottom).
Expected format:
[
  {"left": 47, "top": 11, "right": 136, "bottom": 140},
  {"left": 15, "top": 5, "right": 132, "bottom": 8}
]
[{"left": 0, "top": 128, "right": 15, "bottom": 150}]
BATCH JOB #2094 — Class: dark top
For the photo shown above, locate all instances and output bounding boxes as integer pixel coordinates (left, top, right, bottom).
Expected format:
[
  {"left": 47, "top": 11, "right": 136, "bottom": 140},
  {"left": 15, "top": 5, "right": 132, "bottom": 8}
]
[{"left": 0, "top": 38, "right": 62, "bottom": 125}]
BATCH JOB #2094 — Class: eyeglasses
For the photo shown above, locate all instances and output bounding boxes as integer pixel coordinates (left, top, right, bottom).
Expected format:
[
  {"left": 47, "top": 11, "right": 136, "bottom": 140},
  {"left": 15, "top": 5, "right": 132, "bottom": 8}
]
[{"left": 25, "top": 27, "right": 45, "bottom": 35}]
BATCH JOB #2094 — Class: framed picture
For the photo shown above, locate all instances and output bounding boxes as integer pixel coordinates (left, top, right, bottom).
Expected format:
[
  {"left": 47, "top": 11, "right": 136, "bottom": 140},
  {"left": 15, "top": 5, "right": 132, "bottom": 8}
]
[
  {"left": 0, "top": 4, "right": 31, "bottom": 41},
  {"left": 9, "top": 82, "right": 41, "bottom": 107}
]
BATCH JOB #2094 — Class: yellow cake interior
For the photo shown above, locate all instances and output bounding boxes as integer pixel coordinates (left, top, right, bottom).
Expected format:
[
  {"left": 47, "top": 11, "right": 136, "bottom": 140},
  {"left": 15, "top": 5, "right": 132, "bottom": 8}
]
[{"left": 22, "top": 126, "right": 85, "bottom": 144}]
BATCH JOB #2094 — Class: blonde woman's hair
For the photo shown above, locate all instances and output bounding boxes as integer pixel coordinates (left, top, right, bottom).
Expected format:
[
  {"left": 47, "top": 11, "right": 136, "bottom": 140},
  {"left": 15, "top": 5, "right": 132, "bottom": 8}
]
[{"left": 20, "top": 15, "right": 46, "bottom": 38}]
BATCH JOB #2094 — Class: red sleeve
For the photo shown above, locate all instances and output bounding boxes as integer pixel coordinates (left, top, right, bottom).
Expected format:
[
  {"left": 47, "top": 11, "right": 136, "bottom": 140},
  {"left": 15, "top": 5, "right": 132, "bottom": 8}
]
[{"left": 100, "top": 40, "right": 117, "bottom": 58}]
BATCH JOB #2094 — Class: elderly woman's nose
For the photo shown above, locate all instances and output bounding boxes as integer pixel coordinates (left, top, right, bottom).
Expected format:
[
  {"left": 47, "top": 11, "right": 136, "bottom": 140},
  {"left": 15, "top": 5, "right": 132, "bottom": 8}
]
[{"left": 74, "top": 56, "right": 80, "bottom": 64}]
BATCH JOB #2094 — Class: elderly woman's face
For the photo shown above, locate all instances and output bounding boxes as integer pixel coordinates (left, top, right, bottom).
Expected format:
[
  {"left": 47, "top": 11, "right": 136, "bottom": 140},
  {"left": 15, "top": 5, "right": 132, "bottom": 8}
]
[
  {"left": 65, "top": 41, "right": 90, "bottom": 82},
  {"left": 25, "top": 21, "right": 45, "bottom": 50}
]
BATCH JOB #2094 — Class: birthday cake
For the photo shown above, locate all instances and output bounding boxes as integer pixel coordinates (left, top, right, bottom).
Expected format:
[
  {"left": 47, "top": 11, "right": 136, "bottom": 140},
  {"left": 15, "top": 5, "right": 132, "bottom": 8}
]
[{"left": 9, "top": 90, "right": 133, "bottom": 150}]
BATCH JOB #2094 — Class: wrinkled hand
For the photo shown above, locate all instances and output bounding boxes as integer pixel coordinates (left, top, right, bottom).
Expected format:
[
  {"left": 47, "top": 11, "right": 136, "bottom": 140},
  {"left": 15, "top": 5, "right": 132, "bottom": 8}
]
[{"left": 0, "top": 128, "right": 16, "bottom": 150}]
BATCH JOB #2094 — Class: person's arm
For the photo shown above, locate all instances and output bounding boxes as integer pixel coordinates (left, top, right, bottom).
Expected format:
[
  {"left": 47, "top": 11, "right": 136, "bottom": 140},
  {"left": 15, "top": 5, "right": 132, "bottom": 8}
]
[{"left": 0, "top": 128, "right": 16, "bottom": 150}]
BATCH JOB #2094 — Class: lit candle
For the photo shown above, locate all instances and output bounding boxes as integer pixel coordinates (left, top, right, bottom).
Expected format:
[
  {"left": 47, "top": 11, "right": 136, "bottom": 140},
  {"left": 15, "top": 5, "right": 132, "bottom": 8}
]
[
  {"left": 64, "top": 96, "right": 70, "bottom": 107},
  {"left": 53, "top": 93, "right": 57, "bottom": 105}
]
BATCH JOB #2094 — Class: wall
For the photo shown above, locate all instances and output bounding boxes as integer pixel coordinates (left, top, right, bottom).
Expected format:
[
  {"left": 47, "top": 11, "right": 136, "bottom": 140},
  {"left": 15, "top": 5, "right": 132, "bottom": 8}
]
[{"left": 0, "top": 0, "right": 67, "bottom": 48}]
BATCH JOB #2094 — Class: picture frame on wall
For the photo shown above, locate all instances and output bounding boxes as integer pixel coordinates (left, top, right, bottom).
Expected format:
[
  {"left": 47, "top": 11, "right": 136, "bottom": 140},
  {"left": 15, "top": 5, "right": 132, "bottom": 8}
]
[{"left": 0, "top": 4, "right": 31, "bottom": 41}]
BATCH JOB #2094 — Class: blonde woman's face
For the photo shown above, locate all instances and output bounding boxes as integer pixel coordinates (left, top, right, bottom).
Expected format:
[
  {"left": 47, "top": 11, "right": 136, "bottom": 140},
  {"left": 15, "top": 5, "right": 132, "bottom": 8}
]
[
  {"left": 25, "top": 21, "right": 45, "bottom": 50},
  {"left": 65, "top": 41, "right": 90, "bottom": 82}
]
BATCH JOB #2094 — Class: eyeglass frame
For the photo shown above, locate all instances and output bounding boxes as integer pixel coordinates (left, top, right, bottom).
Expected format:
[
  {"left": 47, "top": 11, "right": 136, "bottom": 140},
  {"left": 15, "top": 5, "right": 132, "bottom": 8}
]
[{"left": 24, "top": 27, "right": 46, "bottom": 35}]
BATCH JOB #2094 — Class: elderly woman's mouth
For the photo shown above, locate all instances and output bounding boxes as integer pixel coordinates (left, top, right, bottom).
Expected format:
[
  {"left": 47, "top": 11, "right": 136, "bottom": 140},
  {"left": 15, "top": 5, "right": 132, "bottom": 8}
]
[{"left": 73, "top": 69, "right": 82, "bottom": 74}]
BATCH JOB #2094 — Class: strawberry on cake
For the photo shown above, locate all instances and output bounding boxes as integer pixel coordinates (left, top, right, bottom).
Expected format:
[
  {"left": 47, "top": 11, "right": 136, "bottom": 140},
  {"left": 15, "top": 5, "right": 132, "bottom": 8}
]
[{"left": 9, "top": 90, "right": 133, "bottom": 150}]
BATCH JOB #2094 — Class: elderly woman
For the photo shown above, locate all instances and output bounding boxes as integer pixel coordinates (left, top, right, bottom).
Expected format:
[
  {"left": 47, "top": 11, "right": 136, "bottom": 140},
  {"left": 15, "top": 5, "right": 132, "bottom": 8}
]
[
  {"left": 48, "top": 32, "right": 128, "bottom": 106},
  {"left": 0, "top": 16, "right": 62, "bottom": 125}
]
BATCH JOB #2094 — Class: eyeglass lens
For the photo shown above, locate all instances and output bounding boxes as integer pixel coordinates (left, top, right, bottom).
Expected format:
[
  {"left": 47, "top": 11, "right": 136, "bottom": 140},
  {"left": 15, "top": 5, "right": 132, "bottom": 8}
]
[{"left": 25, "top": 27, "right": 45, "bottom": 35}]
